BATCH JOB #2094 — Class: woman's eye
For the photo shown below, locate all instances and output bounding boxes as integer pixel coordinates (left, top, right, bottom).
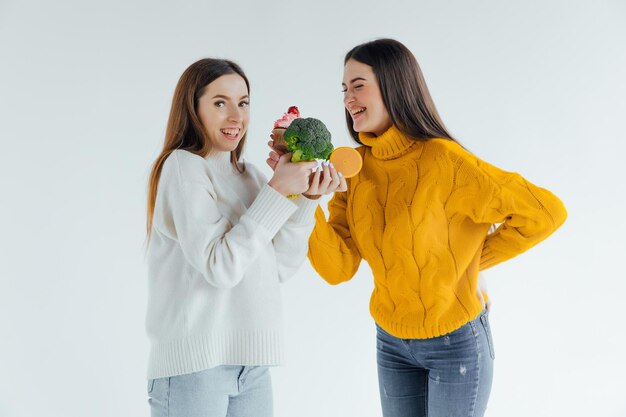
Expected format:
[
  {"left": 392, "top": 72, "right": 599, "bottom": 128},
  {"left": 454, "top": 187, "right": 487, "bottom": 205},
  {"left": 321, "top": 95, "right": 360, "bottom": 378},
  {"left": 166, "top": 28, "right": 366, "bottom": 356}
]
[
  {"left": 214, "top": 101, "right": 225, "bottom": 108},
  {"left": 355, "top": 85, "right": 364, "bottom": 89},
  {"left": 239, "top": 101, "right": 250, "bottom": 108}
]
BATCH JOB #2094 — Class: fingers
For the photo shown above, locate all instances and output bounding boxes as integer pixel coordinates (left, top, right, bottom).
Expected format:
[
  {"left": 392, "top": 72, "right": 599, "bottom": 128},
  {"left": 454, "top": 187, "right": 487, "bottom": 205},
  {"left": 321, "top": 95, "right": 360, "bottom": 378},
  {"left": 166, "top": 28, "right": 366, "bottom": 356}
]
[
  {"left": 282, "top": 158, "right": 319, "bottom": 173},
  {"left": 272, "top": 157, "right": 347, "bottom": 197},
  {"left": 303, "top": 160, "right": 319, "bottom": 172},
  {"left": 268, "top": 150, "right": 280, "bottom": 163},
  {"left": 327, "top": 162, "right": 341, "bottom": 190},
  {"left": 306, "top": 167, "right": 321, "bottom": 196},
  {"left": 337, "top": 172, "right": 348, "bottom": 192},
  {"left": 305, "top": 160, "right": 348, "bottom": 196},
  {"left": 267, "top": 140, "right": 286, "bottom": 156},
  {"left": 266, "top": 158, "right": 278, "bottom": 171},
  {"left": 277, "top": 152, "right": 292, "bottom": 165},
  {"left": 266, "top": 141, "right": 283, "bottom": 173},
  {"left": 318, "top": 161, "right": 332, "bottom": 190}
]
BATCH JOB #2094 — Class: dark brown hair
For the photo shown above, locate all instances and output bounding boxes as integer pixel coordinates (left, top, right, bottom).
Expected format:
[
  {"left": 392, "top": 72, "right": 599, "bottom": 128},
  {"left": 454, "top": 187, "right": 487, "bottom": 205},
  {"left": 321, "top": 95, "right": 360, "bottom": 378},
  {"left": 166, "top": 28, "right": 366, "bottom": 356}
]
[
  {"left": 146, "top": 58, "right": 249, "bottom": 236},
  {"left": 344, "top": 38, "right": 457, "bottom": 144}
]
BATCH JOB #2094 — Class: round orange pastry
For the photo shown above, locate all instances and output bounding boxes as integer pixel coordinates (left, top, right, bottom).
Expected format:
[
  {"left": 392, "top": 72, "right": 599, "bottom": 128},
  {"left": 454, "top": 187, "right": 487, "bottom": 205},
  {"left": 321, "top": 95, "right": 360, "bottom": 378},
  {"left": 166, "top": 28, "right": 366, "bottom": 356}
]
[{"left": 329, "top": 147, "right": 362, "bottom": 178}]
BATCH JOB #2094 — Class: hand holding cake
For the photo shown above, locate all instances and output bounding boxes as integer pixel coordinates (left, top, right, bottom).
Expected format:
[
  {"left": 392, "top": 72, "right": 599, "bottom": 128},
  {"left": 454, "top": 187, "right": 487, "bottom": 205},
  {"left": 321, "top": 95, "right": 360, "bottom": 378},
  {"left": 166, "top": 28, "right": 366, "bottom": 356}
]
[
  {"left": 269, "top": 105, "right": 363, "bottom": 179},
  {"left": 271, "top": 106, "right": 301, "bottom": 153}
]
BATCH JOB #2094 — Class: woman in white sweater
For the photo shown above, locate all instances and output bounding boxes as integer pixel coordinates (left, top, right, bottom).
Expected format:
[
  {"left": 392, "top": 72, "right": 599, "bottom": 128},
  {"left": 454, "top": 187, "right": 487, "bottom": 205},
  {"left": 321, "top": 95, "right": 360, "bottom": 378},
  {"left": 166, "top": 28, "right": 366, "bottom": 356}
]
[{"left": 145, "top": 58, "right": 326, "bottom": 417}]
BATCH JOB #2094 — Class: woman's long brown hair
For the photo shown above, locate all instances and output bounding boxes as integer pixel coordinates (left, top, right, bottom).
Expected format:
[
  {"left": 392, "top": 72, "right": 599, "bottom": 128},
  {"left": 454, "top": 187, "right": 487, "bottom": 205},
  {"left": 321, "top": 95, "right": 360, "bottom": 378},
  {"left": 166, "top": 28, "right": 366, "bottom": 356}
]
[
  {"left": 344, "top": 39, "right": 458, "bottom": 145},
  {"left": 146, "top": 59, "right": 250, "bottom": 237}
]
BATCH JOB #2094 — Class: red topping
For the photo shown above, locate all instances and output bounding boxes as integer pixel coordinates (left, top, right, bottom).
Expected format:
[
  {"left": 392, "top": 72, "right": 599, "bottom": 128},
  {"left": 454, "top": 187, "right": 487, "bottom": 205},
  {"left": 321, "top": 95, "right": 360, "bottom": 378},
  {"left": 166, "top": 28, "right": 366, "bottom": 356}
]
[{"left": 273, "top": 105, "right": 301, "bottom": 129}]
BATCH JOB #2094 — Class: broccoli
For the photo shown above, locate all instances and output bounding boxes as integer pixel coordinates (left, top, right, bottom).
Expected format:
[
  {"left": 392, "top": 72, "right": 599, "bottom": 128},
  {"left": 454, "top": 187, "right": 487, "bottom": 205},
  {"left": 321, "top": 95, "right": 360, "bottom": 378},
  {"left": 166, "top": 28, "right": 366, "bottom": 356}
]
[{"left": 284, "top": 117, "right": 334, "bottom": 162}]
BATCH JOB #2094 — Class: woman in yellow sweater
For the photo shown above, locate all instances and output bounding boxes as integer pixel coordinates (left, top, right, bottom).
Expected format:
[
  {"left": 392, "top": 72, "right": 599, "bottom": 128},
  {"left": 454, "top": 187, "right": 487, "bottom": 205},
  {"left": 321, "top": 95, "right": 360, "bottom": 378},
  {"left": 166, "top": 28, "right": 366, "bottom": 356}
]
[{"left": 269, "top": 38, "right": 567, "bottom": 417}]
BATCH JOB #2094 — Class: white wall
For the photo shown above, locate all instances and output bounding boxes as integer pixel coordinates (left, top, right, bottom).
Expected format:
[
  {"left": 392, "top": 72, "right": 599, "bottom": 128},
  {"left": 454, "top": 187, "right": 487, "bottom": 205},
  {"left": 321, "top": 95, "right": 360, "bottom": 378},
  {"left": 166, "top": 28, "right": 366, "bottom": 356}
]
[{"left": 1, "top": 1, "right": 625, "bottom": 416}]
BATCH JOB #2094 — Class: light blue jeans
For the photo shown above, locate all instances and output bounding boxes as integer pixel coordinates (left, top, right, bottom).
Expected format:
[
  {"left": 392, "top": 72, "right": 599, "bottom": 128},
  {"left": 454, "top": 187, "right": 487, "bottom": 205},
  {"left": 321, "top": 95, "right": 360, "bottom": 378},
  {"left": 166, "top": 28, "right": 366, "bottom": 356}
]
[
  {"left": 147, "top": 366, "right": 273, "bottom": 417},
  {"left": 376, "top": 310, "right": 494, "bottom": 417}
]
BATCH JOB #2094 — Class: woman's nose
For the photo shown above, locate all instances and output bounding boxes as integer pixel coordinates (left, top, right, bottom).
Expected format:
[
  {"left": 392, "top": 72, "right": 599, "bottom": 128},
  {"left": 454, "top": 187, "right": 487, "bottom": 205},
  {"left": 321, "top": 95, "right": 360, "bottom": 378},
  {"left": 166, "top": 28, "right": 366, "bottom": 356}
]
[
  {"left": 228, "top": 106, "right": 243, "bottom": 123},
  {"left": 344, "top": 92, "right": 355, "bottom": 106}
]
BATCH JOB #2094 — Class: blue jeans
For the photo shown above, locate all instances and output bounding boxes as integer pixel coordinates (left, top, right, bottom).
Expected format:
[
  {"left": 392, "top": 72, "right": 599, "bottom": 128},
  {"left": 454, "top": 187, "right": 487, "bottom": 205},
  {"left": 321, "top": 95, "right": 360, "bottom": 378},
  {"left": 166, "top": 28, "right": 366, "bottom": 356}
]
[
  {"left": 376, "top": 310, "right": 494, "bottom": 417},
  {"left": 147, "top": 366, "right": 273, "bottom": 417}
]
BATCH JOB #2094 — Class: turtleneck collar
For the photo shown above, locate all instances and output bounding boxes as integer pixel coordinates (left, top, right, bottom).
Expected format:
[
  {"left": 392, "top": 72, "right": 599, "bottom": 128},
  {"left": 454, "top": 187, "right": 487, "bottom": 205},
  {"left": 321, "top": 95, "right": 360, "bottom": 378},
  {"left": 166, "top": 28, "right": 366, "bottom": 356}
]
[
  {"left": 358, "top": 125, "right": 420, "bottom": 160},
  {"left": 205, "top": 150, "right": 240, "bottom": 173}
]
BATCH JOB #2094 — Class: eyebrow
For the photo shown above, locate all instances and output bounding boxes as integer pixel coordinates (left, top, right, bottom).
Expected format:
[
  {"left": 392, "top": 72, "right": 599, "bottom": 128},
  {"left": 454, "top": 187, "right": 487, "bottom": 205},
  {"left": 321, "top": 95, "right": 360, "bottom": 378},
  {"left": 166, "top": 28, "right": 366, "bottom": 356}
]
[
  {"left": 211, "top": 94, "right": 250, "bottom": 100},
  {"left": 341, "top": 77, "right": 367, "bottom": 87}
]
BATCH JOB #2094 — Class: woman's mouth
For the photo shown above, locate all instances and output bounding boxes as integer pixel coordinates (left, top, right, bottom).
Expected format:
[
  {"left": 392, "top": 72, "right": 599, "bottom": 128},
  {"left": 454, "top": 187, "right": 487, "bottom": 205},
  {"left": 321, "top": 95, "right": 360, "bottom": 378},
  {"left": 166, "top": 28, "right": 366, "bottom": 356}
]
[
  {"left": 350, "top": 107, "right": 366, "bottom": 120},
  {"left": 220, "top": 128, "right": 241, "bottom": 140}
]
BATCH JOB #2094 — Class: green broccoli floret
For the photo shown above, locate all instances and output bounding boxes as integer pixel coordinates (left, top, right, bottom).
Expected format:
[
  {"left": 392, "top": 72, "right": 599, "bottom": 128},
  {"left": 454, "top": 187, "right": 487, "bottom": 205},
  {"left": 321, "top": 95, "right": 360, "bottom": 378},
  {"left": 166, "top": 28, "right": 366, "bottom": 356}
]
[{"left": 284, "top": 117, "right": 334, "bottom": 162}]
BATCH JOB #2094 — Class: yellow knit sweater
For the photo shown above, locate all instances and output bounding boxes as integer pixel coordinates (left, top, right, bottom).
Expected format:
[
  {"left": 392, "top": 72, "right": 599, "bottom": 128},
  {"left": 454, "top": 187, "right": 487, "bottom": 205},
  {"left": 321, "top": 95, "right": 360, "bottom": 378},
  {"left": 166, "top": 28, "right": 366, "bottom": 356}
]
[{"left": 308, "top": 125, "right": 567, "bottom": 339}]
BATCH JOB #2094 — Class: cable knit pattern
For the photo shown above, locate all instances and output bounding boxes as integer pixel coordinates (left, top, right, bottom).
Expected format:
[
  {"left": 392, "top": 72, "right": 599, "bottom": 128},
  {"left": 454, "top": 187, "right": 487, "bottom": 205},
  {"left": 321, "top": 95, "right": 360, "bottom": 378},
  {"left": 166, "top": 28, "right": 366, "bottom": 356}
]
[{"left": 308, "top": 125, "right": 567, "bottom": 339}]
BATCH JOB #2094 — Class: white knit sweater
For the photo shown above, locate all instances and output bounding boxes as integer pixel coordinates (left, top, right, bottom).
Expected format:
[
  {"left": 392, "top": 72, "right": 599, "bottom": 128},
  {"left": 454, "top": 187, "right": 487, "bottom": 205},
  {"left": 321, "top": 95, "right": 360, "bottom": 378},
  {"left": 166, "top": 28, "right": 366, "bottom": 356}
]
[{"left": 146, "top": 150, "right": 318, "bottom": 379}]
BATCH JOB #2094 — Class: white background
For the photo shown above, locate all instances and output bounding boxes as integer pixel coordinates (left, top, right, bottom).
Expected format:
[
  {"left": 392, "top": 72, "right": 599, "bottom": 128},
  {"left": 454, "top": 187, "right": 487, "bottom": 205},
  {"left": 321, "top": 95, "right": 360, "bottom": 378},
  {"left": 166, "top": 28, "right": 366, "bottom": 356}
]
[{"left": 1, "top": 1, "right": 625, "bottom": 416}]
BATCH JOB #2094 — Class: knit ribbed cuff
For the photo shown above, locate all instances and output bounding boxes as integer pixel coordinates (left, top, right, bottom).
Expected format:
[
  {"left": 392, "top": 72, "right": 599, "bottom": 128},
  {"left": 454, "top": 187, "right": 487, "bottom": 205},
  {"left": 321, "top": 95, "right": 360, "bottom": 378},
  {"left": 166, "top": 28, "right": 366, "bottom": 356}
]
[
  {"left": 245, "top": 184, "right": 298, "bottom": 237},
  {"left": 288, "top": 196, "right": 319, "bottom": 225}
]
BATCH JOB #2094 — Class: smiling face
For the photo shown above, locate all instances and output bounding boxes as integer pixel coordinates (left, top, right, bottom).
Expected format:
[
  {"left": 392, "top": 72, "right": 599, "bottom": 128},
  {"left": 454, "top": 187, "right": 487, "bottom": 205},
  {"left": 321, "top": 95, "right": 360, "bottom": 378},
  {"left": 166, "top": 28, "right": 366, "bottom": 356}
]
[
  {"left": 197, "top": 73, "right": 250, "bottom": 154},
  {"left": 342, "top": 59, "right": 392, "bottom": 137}
]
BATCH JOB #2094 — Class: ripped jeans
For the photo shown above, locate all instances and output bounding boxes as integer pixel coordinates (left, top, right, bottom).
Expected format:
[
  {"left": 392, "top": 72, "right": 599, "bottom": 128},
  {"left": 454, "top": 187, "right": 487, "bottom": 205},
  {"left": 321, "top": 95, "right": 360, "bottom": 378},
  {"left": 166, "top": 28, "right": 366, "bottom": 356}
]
[{"left": 376, "top": 310, "right": 494, "bottom": 417}]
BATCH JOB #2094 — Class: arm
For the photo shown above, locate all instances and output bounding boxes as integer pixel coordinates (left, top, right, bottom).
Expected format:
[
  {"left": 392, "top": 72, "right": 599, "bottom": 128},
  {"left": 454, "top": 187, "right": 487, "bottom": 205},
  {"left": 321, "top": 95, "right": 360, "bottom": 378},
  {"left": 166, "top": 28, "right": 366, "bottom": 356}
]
[
  {"left": 448, "top": 145, "right": 568, "bottom": 270},
  {"left": 154, "top": 154, "right": 298, "bottom": 289},
  {"left": 307, "top": 189, "right": 362, "bottom": 284},
  {"left": 272, "top": 195, "right": 319, "bottom": 283}
]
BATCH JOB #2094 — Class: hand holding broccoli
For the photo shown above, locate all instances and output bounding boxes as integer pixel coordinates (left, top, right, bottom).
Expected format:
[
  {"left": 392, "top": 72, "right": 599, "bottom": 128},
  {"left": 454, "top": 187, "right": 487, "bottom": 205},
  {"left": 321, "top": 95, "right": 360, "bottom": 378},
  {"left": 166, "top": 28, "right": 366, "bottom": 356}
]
[
  {"left": 267, "top": 153, "right": 319, "bottom": 197},
  {"left": 268, "top": 110, "right": 349, "bottom": 198}
]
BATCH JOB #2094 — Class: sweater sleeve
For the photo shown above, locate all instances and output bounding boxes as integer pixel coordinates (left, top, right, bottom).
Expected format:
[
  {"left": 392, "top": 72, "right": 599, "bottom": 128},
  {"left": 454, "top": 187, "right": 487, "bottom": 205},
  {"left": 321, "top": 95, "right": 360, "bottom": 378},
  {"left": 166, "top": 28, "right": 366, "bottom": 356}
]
[
  {"left": 272, "top": 195, "right": 319, "bottom": 283},
  {"left": 447, "top": 143, "right": 568, "bottom": 271},
  {"left": 307, "top": 189, "right": 362, "bottom": 284},
  {"left": 154, "top": 154, "right": 298, "bottom": 289}
]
